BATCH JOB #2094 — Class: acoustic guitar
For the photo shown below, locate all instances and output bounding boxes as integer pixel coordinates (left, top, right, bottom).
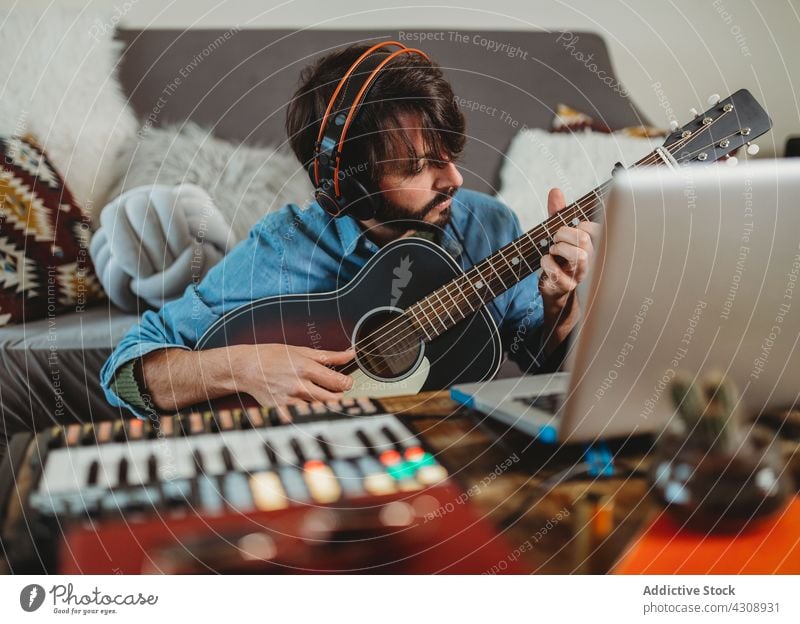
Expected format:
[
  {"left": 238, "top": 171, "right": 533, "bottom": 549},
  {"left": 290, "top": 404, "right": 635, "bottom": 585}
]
[{"left": 196, "top": 90, "right": 771, "bottom": 399}]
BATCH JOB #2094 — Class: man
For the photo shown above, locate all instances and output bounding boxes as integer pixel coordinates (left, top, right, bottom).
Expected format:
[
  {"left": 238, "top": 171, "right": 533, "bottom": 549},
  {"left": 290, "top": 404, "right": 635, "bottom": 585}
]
[{"left": 100, "top": 44, "right": 600, "bottom": 418}]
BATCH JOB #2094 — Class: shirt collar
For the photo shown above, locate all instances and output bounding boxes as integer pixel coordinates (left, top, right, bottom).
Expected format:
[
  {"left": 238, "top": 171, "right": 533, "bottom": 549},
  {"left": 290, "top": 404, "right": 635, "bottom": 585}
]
[{"left": 333, "top": 211, "right": 464, "bottom": 259}]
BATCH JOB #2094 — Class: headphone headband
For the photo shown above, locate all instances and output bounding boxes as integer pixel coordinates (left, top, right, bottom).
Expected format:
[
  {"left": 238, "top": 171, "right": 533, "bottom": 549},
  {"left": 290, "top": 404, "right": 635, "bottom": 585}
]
[{"left": 311, "top": 41, "right": 430, "bottom": 219}]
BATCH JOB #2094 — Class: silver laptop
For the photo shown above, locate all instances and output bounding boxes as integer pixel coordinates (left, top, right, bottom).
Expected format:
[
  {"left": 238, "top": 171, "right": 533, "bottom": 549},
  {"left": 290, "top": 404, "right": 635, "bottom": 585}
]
[{"left": 452, "top": 160, "right": 800, "bottom": 442}]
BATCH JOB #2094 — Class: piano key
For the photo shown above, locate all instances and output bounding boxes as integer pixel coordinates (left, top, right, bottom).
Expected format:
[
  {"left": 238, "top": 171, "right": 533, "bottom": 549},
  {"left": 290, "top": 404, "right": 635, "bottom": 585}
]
[
  {"left": 355, "top": 428, "right": 393, "bottom": 455},
  {"left": 197, "top": 475, "right": 224, "bottom": 515},
  {"left": 47, "top": 426, "right": 64, "bottom": 449},
  {"left": 65, "top": 424, "right": 82, "bottom": 447},
  {"left": 416, "top": 465, "right": 448, "bottom": 486},
  {"left": 221, "top": 445, "right": 235, "bottom": 472},
  {"left": 329, "top": 459, "right": 365, "bottom": 497},
  {"left": 81, "top": 423, "right": 95, "bottom": 445},
  {"left": 93, "top": 445, "right": 127, "bottom": 489},
  {"left": 380, "top": 425, "right": 404, "bottom": 451},
  {"left": 249, "top": 471, "right": 288, "bottom": 511},
  {"left": 221, "top": 433, "right": 268, "bottom": 472},
  {"left": 357, "top": 456, "right": 397, "bottom": 496},
  {"left": 191, "top": 436, "right": 227, "bottom": 476},
  {"left": 292, "top": 402, "right": 311, "bottom": 418},
  {"left": 127, "top": 419, "right": 145, "bottom": 441},
  {"left": 222, "top": 472, "right": 254, "bottom": 512},
  {"left": 267, "top": 408, "right": 282, "bottom": 427},
  {"left": 217, "top": 409, "right": 235, "bottom": 431},
  {"left": 275, "top": 405, "right": 293, "bottom": 424},
  {"left": 161, "top": 478, "right": 192, "bottom": 508},
  {"left": 117, "top": 457, "right": 129, "bottom": 487},
  {"left": 302, "top": 460, "right": 341, "bottom": 504},
  {"left": 188, "top": 412, "right": 205, "bottom": 435},
  {"left": 121, "top": 445, "right": 153, "bottom": 487},
  {"left": 356, "top": 397, "right": 379, "bottom": 414},
  {"left": 96, "top": 421, "right": 113, "bottom": 444},
  {"left": 244, "top": 406, "right": 264, "bottom": 428},
  {"left": 278, "top": 466, "right": 310, "bottom": 503},
  {"left": 113, "top": 420, "right": 126, "bottom": 442},
  {"left": 203, "top": 411, "right": 217, "bottom": 433},
  {"left": 86, "top": 460, "right": 99, "bottom": 486},
  {"left": 159, "top": 415, "right": 175, "bottom": 437}
]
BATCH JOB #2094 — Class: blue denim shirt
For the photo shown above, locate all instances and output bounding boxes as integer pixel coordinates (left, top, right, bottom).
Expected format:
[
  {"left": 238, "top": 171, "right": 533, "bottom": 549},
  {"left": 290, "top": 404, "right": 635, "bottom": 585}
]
[{"left": 100, "top": 188, "right": 550, "bottom": 417}]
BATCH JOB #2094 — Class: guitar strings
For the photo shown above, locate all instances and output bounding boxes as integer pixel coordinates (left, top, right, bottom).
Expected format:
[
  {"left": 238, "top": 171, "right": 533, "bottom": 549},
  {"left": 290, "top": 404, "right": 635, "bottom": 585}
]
[{"left": 350, "top": 111, "right": 737, "bottom": 360}]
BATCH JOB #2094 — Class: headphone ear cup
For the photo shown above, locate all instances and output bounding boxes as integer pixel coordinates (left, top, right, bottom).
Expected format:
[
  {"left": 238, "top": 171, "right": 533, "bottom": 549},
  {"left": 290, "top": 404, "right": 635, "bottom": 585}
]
[{"left": 338, "top": 176, "right": 378, "bottom": 221}]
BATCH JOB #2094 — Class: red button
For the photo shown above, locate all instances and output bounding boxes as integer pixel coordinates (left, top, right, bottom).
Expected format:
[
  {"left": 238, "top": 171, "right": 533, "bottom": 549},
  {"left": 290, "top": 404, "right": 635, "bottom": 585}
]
[
  {"left": 404, "top": 446, "right": 424, "bottom": 460},
  {"left": 380, "top": 450, "right": 402, "bottom": 465},
  {"left": 304, "top": 460, "right": 326, "bottom": 471}
]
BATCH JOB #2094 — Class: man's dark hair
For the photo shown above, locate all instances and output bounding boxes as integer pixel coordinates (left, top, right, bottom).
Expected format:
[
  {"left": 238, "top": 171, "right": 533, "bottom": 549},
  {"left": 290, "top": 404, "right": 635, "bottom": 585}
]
[{"left": 286, "top": 44, "right": 466, "bottom": 187}]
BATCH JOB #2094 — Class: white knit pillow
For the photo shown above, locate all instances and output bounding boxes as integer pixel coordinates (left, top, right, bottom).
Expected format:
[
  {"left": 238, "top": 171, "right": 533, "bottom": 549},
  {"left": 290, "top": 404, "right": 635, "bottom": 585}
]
[{"left": 89, "top": 184, "right": 233, "bottom": 312}]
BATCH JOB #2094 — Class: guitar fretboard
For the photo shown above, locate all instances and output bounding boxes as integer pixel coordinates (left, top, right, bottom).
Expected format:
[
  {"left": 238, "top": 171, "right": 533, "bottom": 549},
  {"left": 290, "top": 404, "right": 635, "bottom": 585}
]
[{"left": 403, "top": 152, "right": 658, "bottom": 342}]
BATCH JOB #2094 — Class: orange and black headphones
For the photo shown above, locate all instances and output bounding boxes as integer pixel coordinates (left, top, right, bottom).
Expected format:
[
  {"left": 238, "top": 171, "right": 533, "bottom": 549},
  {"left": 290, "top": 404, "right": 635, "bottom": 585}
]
[{"left": 308, "top": 41, "right": 430, "bottom": 221}]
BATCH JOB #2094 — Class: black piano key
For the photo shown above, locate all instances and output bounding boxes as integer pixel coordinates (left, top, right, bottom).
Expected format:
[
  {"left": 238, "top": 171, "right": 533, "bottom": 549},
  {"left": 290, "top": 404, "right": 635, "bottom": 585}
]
[
  {"left": 81, "top": 423, "right": 95, "bottom": 446},
  {"left": 87, "top": 460, "right": 99, "bottom": 487},
  {"left": 263, "top": 441, "right": 278, "bottom": 468},
  {"left": 380, "top": 425, "right": 404, "bottom": 451},
  {"left": 193, "top": 449, "right": 205, "bottom": 476},
  {"left": 290, "top": 438, "right": 306, "bottom": 465},
  {"left": 315, "top": 434, "right": 335, "bottom": 461},
  {"left": 147, "top": 454, "right": 158, "bottom": 484},
  {"left": 117, "top": 457, "right": 129, "bottom": 487},
  {"left": 356, "top": 429, "right": 377, "bottom": 455},
  {"left": 46, "top": 426, "right": 64, "bottom": 449},
  {"left": 221, "top": 446, "right": 235, "bottom": 472},
  {"left": 267, "top": 407, "right": 282, "bottom": 427}
]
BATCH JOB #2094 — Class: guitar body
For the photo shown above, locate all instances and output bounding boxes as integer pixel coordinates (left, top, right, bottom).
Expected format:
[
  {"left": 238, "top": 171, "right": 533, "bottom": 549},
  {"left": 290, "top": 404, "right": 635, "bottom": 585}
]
[{"left": 197, "top": 237, "right": 503, "bottom": 398}]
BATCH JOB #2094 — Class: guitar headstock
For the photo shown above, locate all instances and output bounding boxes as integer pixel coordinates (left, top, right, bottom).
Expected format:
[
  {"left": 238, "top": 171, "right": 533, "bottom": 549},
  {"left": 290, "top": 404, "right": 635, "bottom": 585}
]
[{"left": 662, "top": 89, "right": 772, "bottom": 165}]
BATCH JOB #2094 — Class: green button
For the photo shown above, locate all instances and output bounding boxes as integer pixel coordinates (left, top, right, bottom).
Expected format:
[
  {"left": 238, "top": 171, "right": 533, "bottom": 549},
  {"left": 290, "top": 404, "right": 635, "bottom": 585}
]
[
  {"left": 408, "top": 453, "right": 437, "bottom": 469},
  {"left": 387, "top": 462, "right": 418, "bottom": 481}
]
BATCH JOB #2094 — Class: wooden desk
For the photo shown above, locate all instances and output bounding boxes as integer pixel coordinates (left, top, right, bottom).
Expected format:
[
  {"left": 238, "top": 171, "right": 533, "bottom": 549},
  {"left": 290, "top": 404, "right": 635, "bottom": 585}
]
[{"left": 382, "top": 391, "right": 800, "bottom": 574}]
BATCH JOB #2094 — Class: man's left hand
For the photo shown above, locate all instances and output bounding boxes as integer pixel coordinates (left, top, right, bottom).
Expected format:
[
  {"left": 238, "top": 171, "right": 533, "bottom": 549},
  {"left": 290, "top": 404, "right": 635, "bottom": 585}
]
[{"left": 538, "top": 188, "right": 602, "bottom": 352}]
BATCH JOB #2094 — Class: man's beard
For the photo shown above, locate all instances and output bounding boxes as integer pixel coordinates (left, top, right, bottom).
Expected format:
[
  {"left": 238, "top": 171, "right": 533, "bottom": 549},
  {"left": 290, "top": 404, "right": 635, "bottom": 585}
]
[{"left": 375, "top": 187, "right": 457, "bottom": 233}]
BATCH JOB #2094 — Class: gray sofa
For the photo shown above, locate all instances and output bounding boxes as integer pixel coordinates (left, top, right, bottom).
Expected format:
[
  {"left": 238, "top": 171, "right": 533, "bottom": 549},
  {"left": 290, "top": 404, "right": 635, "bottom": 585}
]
[{"left": 0, "top": 28, "right": 646, "bottom": 442}]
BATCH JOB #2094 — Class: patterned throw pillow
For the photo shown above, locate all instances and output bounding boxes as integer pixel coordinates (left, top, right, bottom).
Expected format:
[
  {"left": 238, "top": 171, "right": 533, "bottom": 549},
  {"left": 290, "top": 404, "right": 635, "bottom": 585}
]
[
  {"left": 551, "top": 103, "right": 666, "bottom": 138},
  {"left": 0, "top": 135, "right": 104, "bottom": 326}
]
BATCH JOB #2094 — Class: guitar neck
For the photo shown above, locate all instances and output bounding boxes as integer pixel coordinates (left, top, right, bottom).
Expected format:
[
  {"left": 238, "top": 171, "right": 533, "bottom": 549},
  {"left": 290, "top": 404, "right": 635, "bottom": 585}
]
[{"left": 405, "top": 150, "right": 661, "bottom": 342}]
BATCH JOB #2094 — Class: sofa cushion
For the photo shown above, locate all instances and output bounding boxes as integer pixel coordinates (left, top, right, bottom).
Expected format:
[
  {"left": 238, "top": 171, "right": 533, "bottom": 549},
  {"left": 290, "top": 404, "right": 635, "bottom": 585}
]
[{"left": 0, "top": 306, "right": 137, "bottom": 440}]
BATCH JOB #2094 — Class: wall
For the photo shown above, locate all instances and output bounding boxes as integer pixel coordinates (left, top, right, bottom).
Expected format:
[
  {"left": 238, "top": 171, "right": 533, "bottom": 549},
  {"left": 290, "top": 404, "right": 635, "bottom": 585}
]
[{"left": 18, "top": 0, "right": 800, "bottom": 156}]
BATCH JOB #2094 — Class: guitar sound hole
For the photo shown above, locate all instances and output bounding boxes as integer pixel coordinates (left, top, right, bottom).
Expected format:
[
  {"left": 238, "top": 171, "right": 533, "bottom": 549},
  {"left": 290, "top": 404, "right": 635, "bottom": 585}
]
[{"left": 353, "top": 308, "right": 424, "bottom": 382}]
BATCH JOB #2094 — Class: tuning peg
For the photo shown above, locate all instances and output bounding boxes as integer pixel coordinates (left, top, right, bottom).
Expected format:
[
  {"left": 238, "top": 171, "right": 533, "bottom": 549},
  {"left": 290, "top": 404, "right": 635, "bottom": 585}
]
[
  {"left": 726, "top": 156, "right": 738, "bottom": 166},
  {"left": 690, "top": 107, "right": 700, "bottom": 117},
  {"left": 669, "top": 120, "right": 679, "bottom": 132},
  {"left": 706, "top": 93, "right": 721, "bottom": 106},
  {"left": 746, "top": 142, "right": 760, "bottom": 156}
]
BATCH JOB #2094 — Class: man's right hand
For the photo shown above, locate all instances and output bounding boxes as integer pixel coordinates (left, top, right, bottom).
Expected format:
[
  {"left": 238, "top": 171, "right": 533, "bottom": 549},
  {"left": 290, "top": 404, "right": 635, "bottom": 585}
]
[
  {"left": 138, "top": 343, "right": 355, "bottom": 415},
  {"left": 232, "top": 343, "right": 355, "bottom": 407}
]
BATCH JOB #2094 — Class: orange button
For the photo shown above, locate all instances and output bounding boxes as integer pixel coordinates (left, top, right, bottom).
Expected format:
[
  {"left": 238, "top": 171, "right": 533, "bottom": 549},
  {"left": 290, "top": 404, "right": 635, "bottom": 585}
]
[
  {"left": 404, "top": 446, "right": 424, "bottom": 460},
  {"left": 304, "top": 460, "right": 326, "bottom": 471},
  {"left": 380, "top": 450, "right": 402, "bottom": 465}
]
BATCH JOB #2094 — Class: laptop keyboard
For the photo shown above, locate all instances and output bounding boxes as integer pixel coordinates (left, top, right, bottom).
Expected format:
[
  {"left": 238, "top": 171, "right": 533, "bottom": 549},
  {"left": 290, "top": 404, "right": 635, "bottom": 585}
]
[{"left": 514, "top": 392, "right": 566, "bottom": 413}]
